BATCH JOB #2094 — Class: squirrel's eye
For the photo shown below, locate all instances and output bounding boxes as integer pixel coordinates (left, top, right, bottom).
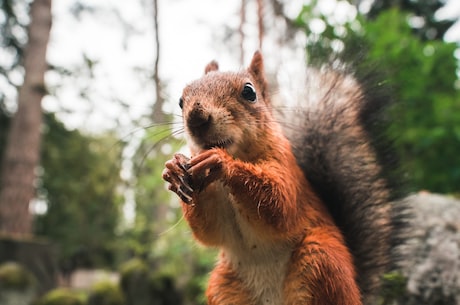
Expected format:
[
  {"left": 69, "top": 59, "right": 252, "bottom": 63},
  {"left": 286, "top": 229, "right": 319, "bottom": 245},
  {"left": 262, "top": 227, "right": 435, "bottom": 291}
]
[
  {"left": 241, "top": 83, "right": 257, "bottom": 103},
  {"left": 179, "top": 97, "right": 184, "bottom": 109}
]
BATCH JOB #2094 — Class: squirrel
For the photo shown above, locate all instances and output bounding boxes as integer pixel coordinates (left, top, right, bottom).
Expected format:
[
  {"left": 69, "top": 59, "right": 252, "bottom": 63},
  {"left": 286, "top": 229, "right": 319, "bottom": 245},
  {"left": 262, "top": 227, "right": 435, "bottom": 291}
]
[{"left": 162, "top": 51, "right": 407, "bottom": 305}]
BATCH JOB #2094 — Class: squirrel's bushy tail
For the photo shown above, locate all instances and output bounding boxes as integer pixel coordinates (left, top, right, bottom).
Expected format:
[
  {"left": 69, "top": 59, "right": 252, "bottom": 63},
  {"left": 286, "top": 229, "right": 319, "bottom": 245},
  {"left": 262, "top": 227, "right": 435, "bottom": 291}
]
[{"left": 286, "top": 66, "right": 408, "bottom": 303}]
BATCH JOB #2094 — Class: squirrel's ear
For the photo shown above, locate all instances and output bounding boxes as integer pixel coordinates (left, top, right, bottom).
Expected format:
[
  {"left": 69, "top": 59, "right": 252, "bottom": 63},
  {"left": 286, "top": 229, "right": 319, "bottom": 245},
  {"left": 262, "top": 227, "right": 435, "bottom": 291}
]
[
  {"left": 204, "top": 60, "right": 219, "bottom": 74},
  {"left": 248, "top": 51, "right": 268, "bottom": 100},
  {"left": 248, "top": 51, "right": 264, "bottom": 77}
]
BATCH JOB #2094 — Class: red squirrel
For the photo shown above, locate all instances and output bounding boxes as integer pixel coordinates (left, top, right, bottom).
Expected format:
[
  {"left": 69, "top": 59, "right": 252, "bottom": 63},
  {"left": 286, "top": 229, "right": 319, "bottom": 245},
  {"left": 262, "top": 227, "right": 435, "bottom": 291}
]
[{"left": 162, "top": 51, "right": 406, "bottom": 305}]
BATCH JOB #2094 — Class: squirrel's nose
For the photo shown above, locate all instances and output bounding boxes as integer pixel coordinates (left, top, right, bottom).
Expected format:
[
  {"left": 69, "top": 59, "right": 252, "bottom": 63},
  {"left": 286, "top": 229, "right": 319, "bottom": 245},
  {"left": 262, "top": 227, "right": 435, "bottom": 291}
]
[{"left": 187, "top": 107, "right": 211, "bottom": 134}]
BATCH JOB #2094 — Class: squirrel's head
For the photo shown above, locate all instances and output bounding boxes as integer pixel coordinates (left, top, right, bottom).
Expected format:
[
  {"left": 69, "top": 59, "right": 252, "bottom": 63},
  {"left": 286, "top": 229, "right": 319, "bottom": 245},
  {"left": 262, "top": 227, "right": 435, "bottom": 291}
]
[{"left": 180, "top": 51, "right": 275, "bottom": 159}]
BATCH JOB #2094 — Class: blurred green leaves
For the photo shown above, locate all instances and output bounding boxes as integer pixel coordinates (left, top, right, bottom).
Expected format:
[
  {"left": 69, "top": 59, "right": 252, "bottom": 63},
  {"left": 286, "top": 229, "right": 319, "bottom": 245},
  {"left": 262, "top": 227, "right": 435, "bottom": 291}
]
[
  {"left": 364, "top": 8, "right": 460, "bottom": 193},
  {"left": 296, "top": 3, "right": 460, "bottom": 193},
  {"left": 35, "top": 113, "right": 124, "bottom": 268}
]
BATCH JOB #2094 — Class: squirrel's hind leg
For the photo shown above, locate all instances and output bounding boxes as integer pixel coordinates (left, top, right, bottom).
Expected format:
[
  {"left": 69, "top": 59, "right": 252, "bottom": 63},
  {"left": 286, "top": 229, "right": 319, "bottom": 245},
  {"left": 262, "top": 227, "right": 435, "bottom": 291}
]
[{"left": 283, "top": 229, "right": 362, "bottom": 305}]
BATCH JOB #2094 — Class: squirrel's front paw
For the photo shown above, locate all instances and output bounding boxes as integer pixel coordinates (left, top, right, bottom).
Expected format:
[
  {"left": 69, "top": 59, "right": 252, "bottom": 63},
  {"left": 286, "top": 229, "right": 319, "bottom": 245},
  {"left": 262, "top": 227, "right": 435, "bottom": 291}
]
[
  {"left": 189, "top": 148, "right": 229, "bottom": 192},
  {"left": 163, "top": 149, "right": 230, "bottom": 204},
  {"left": 163, "top": 153, "right": 194, "bottom": 204}
]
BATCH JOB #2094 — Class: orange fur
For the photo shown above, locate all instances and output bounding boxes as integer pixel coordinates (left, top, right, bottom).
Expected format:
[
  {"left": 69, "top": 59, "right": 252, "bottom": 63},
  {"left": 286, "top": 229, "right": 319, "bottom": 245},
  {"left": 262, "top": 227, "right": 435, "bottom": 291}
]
[{"left": 163, "top": 51, "right": 362, "bottom": 304}]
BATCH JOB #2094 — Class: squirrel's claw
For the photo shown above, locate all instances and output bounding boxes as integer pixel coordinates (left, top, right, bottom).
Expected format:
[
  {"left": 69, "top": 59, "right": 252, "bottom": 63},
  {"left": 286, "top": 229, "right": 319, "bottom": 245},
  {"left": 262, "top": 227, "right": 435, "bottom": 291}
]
[
  {"left": 163, "top": 149, "right": 229, "bottom": 204},
  {"left": 175, "top": 184, "right": 193, "bottom": 204},
  {"left": 163, "top": 153, "right": 194, "bottom": 204}
]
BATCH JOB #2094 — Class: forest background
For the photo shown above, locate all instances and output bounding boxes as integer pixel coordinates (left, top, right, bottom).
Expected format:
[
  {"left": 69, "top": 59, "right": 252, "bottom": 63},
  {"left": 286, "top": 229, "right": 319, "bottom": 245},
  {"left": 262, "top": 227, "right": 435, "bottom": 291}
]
[{"left": 0, "top": 0, "right": 459, "bottom": 304}]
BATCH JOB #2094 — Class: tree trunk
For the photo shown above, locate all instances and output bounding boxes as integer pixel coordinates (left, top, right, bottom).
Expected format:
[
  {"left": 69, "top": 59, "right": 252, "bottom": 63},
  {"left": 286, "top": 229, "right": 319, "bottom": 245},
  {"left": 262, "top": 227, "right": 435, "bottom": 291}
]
[
  {"left": 239, "top": 0, "right": 247, "bottom": 66},
  {"left": 150, "top": 0, "right": 171, "bottom": 236},
  {"left": 0, "top": 0, "right": 52, "bottom": 236},
  {"left": 256, "top": 0, "right": 264, "bottom": 49},
  {"left": 151, "top": 0, "right": 165, "bottom": 123}
]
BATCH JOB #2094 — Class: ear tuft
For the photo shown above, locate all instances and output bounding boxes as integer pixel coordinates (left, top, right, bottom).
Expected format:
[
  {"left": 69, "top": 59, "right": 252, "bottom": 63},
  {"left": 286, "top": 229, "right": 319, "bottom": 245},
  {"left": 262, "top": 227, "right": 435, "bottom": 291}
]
[
  {"left": 248, "top": 51, "right": 269, "bottom": 103},
  {"left": 204, "top": 60, "right": 219, "bottom": 74},
  {"left": 249, "top": 51, "right": 264, "bottom": 77}
]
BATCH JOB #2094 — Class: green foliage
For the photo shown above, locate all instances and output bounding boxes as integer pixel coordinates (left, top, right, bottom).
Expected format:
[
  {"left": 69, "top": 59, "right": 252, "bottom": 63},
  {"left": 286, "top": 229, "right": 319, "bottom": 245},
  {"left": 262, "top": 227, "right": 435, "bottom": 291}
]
[
  {"left": 148, "top": 222, "right": 213, "bottom": 305},
  {"left": 184, "top": 276, "right": 207, "bottom": 305},
  {"left": 36, "top": 288, "right": 86, "bottom": 305},
  {"left": 296, "top": 4, "right": 460, "bottom": 193},
  {"left": 128, "top": 125, "right": 183, "bottom": 255},
  {"left": 365, "top": 0, "right": 454, "bottom": 41},
  {"left": 295, "top": 0, "right": 364, "bottom": 65},
  {"left": 0, "top": 262, "right": 36, "bottom": 305},
  {"left": 0, "top": 262, "right": 36, "bottom": 290},
  {"left": 119, "top": 258, "right": 149, "bottom": 279},
  {"left": 379, "top": 271, "right": 408, "bottom": 305},
  {"left": 87, "top": 281, "right": 125, "bottom": 305},
  {"left": 362, "top": 9, "right": 460, "bottom": 193},
  {"left": 0, "top": 0, "right": 28, "bottom": 109},
  {"left": 149, "top": 274, "right": 183, "bottom": 305},
  {"left": 35, "top": 113, "right": 124, "bottom": 268},
  {"left": 119, "top": 258, "right": 183, "bottom": 305},
  {"left": 119, "top": 258, "right": 150, "bottom": 305},
  {"left": 0, "top": 0, "right": 27, "bottom": 66}
]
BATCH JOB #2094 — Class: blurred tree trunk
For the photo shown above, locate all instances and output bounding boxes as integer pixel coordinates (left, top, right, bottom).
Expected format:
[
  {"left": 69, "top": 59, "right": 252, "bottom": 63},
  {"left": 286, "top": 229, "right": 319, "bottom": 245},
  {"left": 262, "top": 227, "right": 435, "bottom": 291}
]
[
  {"left": 150, "top": 0, "right": 170, "bottom": 236},
  {"left": 239, "top": 0, "right": 246, "bottom": 65},
  {"left": 0, "top": 0, "right": 52, "bottom": 236},
  {"left": 238, "top": 0, "right": 264, "bottom": 64},
  {"left": 256, "top": 0, "right": 264, "bottom": 49},
  {"left": 151, "top": 0, "right": 164, "bottom": 123}
]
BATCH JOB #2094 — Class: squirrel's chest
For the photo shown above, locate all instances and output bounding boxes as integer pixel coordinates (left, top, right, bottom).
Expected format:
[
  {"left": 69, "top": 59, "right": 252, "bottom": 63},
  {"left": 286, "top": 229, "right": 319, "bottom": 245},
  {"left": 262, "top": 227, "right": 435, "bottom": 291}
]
[
  {"left": 223, "top": 246, "right": 291, "bottom": 305},
  {"left": 212, "top": 184, "right": 292, "bottom": 305}
]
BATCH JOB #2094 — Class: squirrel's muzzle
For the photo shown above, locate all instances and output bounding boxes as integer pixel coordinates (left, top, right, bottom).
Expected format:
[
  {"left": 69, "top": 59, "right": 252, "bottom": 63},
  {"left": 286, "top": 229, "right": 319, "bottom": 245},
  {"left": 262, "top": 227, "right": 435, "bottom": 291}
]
[{"left": 187, "top": 105, "right": 212, "bottom": 138}]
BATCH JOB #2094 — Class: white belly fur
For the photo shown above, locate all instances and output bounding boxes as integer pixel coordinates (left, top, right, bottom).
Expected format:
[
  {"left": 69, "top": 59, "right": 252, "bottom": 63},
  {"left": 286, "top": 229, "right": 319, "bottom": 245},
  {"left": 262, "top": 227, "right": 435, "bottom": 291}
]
[{"left": 218, "top": 190, "right": 293, "bottom": 305}]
